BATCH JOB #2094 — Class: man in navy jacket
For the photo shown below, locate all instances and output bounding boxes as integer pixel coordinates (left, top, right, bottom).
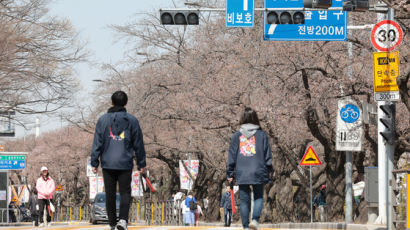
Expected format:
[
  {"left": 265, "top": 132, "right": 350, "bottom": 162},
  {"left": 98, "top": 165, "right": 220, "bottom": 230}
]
[
  {"left": 91, "top": 91, "right": 146, "bottom": 230},
  {"left": 220, "top": 186, "right": 237, "bottom": 227}
]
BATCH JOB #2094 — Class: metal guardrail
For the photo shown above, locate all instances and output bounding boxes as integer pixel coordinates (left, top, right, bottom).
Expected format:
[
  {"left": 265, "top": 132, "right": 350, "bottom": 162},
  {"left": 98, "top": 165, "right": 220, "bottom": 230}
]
[
  {"left": 53, "top": 206, "right": 91, "bottom": 222},
  {"left": 0, "top": 200, "right": 183, "bottom": 225},
  {"left": 0, "top": 208, "right": 26, "bottom": 223},
  {"left": 144, "top": 200, "right": 183, "bottom": 226}
]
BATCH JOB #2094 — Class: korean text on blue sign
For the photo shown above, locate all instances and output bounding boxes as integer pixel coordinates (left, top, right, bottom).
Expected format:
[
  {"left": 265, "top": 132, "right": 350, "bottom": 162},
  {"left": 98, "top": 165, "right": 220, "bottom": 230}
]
[
  {"left": 0, "top": 155, "right": 26, "bottom": 170},
  {"left": 263, "top": 0, "right": 346, "bottom": 41},
  {"left": 226, "top": 0, "right": 254, "bottom": 27}
]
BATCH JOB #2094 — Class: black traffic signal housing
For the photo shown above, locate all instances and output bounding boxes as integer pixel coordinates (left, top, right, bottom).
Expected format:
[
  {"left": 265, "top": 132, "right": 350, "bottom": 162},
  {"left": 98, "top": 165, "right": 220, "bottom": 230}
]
[
  {"left": 379, "top": 103, "right": 396, "bottom": 145},
  {"left": 266, "top": 11, "right": 305, "bottom": 24},
  {"left": 303, "top": 0, "right": 332, "bottom": 9},
  {"left": 160, "top": 10, "right": 199, "bottom": 25},
  {"left": 342, "top": 0, "right": 369, "bottom": 11}
]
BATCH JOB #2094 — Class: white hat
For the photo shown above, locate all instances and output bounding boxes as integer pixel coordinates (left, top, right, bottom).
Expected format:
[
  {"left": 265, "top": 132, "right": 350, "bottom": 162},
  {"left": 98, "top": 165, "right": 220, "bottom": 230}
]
[{"left": 40, "top": 166, "right": 48, "bottom": 171}]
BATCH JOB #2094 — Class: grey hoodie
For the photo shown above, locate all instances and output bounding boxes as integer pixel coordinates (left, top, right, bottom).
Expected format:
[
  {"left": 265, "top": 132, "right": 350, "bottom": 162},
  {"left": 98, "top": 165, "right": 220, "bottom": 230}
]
[{"left": 239, "top": 124, "right": 260, "bottom": 138}]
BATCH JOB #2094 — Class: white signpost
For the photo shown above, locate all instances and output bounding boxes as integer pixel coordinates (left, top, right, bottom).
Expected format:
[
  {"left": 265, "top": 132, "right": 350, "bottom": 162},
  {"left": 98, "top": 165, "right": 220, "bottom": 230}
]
[{"left": 336, "top": 99, "right": 362, "bottom": 152}]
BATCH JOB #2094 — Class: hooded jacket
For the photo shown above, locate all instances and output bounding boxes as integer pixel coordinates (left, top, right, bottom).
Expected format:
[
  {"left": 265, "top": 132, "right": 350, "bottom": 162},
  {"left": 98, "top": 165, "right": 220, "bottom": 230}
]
[
  {"left": 227, "top": 124, "right": 273, "bottom": 185},
  {"left": 90, "top": 107, "right": 146, "bottom": 170},
  {"left": 36, "top": 176, "right": 55, "bottom": 200},
  {"left": 220, "top": 191, "right": 236, "bottom": 210}
]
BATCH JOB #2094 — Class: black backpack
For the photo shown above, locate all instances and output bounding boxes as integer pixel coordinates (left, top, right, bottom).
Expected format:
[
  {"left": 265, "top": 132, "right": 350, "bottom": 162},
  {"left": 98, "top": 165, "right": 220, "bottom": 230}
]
[{"left": 189, "top": 200, "right": 197, "bottom": 211}]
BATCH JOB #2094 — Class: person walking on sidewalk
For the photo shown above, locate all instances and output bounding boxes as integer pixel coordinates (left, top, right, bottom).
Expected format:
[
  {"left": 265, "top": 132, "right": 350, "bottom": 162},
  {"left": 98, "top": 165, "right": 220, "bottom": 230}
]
[
  {"left": 227, "top": 107, "right": 273, "bottom": 230},
  {"left": 184, "top": 192, "right": 196, "bottom": 226},
  {"left": 36, "top": 166, "right": 55, "bottom": 227},
  {"left": 28, "top": 188, "right": 39, "bottom": 227},
  {"left": 91, "top": 91, "right": 147, "bottom": 230},
  {"left": 313, "top": 185, "right": 327, "bottom": 222},
  {"left": 194, "top": 203, "right": 203, "bottom": 226},
  {"left": 220, "top": 186, "right": 237, "bottom": 227}
]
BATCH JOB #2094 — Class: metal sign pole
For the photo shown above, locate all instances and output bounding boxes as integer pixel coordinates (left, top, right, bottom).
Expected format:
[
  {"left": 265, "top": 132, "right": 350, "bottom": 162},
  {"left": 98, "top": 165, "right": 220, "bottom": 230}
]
[
  {"left": 310, "top": 165, "right": 313, "bottom": 223},
  {"left": 6, "top": 171, "right": 8, "bottom": 223},
  {"left": 345, "top": 11, "right": 354, "bottom": 223}
]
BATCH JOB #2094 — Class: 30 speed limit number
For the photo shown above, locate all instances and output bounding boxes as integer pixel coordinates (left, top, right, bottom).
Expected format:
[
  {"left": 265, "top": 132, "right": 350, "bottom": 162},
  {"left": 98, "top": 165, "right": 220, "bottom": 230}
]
[{"left": 371, "top": 20, "right": 403, "bottom": 52}]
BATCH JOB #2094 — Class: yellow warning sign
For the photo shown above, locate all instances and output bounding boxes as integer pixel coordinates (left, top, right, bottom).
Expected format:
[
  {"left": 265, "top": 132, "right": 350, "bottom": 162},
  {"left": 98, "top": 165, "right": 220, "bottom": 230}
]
[
  {"left": 373, "top": 51, "right": 399, "bottom": 92},
  {"left": 300, "top": 146, "right": 322, "bottom": 166},
  {"left": 56, "top": 184, "right": 63, "bottom": 191}
]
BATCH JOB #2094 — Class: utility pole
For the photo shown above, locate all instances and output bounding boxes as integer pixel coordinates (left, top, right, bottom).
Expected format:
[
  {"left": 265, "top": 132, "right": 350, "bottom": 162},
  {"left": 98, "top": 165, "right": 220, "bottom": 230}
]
[
  {"left": 375, "top": 7, "right": 395, "bottom": 229},
  {"left": 386, "top": 8, "right": 395, "bottom": 230},
  {"left": 345, "top": 10, "right": 353, "bottom": 224},
  {"left": 188, "top": 152, "right": 192, "bottom": 193}
]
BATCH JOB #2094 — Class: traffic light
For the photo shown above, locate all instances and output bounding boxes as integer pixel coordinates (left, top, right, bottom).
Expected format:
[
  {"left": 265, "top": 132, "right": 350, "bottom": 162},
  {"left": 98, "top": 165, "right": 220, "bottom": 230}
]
[
  {"left": 160, "top": 10, "right": 199, "bottom": 25},
  {"left": 265, "top": 11, "right": 305, "bottom": 24},
  {"left": 303, "top": 0, "right": 332, "bottom": 8},
  {"left": 379, "top": 103, "right": 395, "bottom": 145},
  {"left": 342, "top": 0, "right": 369, "bottom": 11}
]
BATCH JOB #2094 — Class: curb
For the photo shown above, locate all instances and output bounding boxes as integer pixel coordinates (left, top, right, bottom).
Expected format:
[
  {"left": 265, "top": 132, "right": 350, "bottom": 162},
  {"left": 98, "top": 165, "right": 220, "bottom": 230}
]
[{"left": 198, "top": 222, "right": 387, "bottom": 230}]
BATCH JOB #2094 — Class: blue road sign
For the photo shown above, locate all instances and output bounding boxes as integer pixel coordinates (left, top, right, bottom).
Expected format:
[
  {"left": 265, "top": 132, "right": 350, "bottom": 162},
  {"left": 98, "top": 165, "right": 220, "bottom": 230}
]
[
  {"left": 226, "top": 0, "right": 254, "bottom": 27},
  {"left": 0, "top": 155, "right": 26, "bottom": 170},
  {"left": 263, "top": 0, "right": 346, "bottom": 41},
  {"left": 340, "top": 104, "right": 360, "bottom": 123}
]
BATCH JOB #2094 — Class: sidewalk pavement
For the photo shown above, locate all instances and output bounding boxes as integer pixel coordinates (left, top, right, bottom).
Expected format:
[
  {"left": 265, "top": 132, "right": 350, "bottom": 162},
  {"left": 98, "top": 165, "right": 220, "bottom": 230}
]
[
  {"left": 0, "top": 221, "right": 388, "bottom": 230},
  {"left": 199, "top": 222, "right": 387, "bottom": 230}
]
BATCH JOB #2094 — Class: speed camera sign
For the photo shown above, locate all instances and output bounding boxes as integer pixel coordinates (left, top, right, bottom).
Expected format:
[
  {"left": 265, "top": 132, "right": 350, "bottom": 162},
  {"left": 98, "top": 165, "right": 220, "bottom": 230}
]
[{"left": 371, "top": 20, "right": 403, "bottom": 52}]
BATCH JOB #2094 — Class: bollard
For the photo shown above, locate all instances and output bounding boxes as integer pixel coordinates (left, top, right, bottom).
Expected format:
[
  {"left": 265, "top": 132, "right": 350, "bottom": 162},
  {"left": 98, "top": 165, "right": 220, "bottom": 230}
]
[
  {"left": 151, "top": 203, "right": 154, "bottom": 225},
  {"left": 137, "top": 202, "right": 139, "bottom": 221},
  {"left": 80, "top": 207, "right": 82, "bottom": 221},
  {"left": 69, "top": 207, "right": 72, "bottom": 221},
  {"left": 162, "top": 202, "right": 165, "bottom": 225},
  {"left": 60, "top": 207, "right": 63, "bottom": 221}
]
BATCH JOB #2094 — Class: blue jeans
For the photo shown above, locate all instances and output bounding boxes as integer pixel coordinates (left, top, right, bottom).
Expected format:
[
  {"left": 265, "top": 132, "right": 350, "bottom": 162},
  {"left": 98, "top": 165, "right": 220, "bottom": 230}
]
[
  {"left": 224, "top": 208, "right": 232, "bottom": 226},
  {"left": 239, "top": 184, "right": 264, "bottom": 228}
]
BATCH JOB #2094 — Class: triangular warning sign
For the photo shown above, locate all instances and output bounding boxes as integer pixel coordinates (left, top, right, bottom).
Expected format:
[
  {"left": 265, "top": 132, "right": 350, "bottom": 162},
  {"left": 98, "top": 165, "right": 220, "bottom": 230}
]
[
  {"left": 56, "top": 184, "right": 63, "bottom": 191},
  {"left": 300, "top": 146, "right": 322, "bottom": 166}
]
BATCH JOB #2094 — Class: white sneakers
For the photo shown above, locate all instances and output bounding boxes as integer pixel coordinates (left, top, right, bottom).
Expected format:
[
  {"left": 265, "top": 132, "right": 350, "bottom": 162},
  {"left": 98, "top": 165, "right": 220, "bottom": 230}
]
[
  {"left": 249, "top": 219, "right": 259, "bottom": 230},
  {"left": 116, "top": 219, "right": 128, "bottom": 230},
  {"left": 38, "top": 222, "right": 51, "bottom": 227}
]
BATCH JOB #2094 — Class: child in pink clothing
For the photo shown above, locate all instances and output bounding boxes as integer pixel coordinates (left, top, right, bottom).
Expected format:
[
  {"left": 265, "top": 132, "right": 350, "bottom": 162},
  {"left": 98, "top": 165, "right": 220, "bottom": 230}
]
[{"left": 36, "top": 166, "right": 55, "bottom": 227}]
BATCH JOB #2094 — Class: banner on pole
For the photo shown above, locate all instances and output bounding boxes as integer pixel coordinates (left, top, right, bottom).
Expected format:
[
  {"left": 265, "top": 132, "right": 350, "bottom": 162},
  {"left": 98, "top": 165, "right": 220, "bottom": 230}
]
[
  {"left": 131, "top": 171, "right": 146, "bottom": 197},
  {"left": 179, "top": 160, "right": 199, "bottom": 190},
  {"left": 89, "top": 176, "right": 104, "bottom": 200}
]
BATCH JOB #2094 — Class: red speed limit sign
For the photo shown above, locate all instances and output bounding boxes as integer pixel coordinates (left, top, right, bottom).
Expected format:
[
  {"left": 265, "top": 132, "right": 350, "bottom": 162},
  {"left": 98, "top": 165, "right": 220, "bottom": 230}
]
[{"left": 371, "top": 20, "right": 403, "bottom": 52}]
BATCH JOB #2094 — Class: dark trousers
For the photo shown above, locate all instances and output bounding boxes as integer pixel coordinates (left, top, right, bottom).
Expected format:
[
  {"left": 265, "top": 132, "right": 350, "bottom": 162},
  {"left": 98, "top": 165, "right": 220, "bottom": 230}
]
[
  {"left": 32, "top": 214, "right": 39, "bottom": 226},
  {"left": 38, "top": 199, "right": 51, "bottom": 223},
  {"left": 103, "top": 169, "right": 132, "bottom": 227},
  {"left": 224, "top": 208, "right": 232, "bottom": 226}
]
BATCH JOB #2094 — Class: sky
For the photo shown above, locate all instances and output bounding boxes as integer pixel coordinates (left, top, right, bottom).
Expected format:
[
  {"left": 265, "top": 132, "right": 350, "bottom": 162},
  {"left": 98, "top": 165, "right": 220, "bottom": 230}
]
[{"left": 12, "top": 0, "right": 177, "bottom": 138}]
